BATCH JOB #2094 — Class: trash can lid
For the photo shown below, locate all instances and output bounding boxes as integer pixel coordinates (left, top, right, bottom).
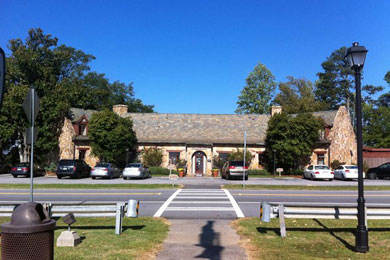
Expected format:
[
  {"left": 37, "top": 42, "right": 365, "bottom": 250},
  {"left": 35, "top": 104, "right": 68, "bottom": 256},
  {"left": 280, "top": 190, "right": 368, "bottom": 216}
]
[{"left": 1, "top": 202, "right": 56, "bottom": 233}]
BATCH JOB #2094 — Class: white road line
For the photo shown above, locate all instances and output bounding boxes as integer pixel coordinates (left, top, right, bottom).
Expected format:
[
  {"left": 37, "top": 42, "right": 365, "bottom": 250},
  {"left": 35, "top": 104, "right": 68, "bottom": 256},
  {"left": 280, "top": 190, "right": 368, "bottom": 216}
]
[
  {"left": 224, "top": 189, "right": 245, "bottom": 218},
  {"left": 175, "top": 196, "right": 230, "bottom": 199},
  {"left": 181, "top": 190, "right": 225, "bottom": 192},
  {"left": 170, "top": 201, "right": 231, "bottom": 204},
  {"left": 165, "top": 207, "right": 235, "bottom": 211},
  {"left": 178, "top": 193, "right": 226, "bottom": 196},
  {"left": 153, "top": 189, "right": 181, "bottom": 217}
]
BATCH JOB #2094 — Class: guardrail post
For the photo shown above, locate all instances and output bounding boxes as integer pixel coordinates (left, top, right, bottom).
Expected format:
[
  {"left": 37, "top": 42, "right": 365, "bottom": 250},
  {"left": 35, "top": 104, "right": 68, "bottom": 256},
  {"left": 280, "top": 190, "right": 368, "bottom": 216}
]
[
  {"left": 365, "top": 206, "right": 368, "bottom": 229},
  {"left": 260, "top": 202, "right": 271, "bottom": 222},
  {"left": 115, "top": 202, "right": 125, "bottom": 235},
  {"left": 127, "top": 200, "right": 139, "bottom": 218},
  {"left": 279, "top": 204, "right": 286, "bottom": 238}
]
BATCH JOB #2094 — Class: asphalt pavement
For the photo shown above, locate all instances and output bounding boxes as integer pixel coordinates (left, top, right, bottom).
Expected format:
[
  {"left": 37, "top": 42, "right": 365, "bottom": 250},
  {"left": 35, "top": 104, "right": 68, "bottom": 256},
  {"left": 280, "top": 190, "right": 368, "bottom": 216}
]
[{"left": 1, "top": 173, "right": 390, "bottom": 186}]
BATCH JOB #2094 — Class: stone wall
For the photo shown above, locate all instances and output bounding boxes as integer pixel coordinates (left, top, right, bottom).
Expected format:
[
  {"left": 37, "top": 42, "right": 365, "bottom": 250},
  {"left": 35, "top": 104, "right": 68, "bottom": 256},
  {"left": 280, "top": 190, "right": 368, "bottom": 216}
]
[
  {"left": 139, "top": 144, "right": 264, "bottom": 175},
  {"left": 327, "top": 106, "right": 357, "bottom": 165},
  {"left": 59, "top": 118, "right": 76, "bottom": 160},
  {"left": 113, "top": 105, "right": 128, "bottom": 117},
  {"left": 58, "top": 118, "right": 99, "bottom": 167}
]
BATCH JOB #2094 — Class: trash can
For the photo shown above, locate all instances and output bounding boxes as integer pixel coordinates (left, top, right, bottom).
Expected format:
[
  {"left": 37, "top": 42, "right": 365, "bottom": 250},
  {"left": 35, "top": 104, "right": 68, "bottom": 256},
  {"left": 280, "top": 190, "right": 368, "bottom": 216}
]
[{"left": 1, "top": 202, "right": 56, "bottom": 260}]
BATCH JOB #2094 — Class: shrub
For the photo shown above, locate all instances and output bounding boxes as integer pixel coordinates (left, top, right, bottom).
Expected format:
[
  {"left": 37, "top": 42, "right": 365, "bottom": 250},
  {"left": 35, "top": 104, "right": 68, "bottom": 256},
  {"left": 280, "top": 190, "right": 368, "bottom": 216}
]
[
  {"left": 149, "top": 166, "right": 177, "bottom": 175},
  {"left": 248, "top": 169, "right": 270, "bottom": 175},
  {"left": 228, "top": 148, "right": 254, "bottom": 166},
  {"left": 331, "top": 160, "right": 345, "bottom": 170},
  {"left": 142, "top": 147, "right": 163, "bottom": 167},
  {"left": 176, "top": 159, "right": 187, "bottom": 170},
  {"left": 44, "top": 162, "right": 57, "bottom": 172},
  {"left": 285, "top": 168, "right": 304, "bottom": 176},
  {"left": 213, "top": 155, "right": 226, "bottom": 170}
]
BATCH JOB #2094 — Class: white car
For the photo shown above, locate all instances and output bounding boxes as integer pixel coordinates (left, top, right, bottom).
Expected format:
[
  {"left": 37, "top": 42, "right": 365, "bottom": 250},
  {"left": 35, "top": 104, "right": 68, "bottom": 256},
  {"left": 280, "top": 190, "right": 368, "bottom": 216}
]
[
  {"left": 304, "top": 165, "right": 334, "bottom": 181},
  {"left": 334, "top": 165, "right": 365, "bottom": 180},
  {"left": 122, "top": 163, "right": 150, "bottom": 179}
]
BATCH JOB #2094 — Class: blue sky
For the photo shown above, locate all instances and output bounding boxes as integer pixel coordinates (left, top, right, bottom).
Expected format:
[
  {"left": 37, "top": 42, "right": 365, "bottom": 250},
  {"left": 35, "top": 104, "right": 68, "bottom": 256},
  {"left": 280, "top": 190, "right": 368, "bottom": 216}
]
[{"left": 1, "top": 0, "right": 389, "bottom": 114}]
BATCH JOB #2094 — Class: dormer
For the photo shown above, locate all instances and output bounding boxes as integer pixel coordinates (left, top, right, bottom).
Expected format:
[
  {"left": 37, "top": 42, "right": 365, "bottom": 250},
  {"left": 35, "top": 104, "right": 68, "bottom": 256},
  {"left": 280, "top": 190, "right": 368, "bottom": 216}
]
[{"left": 73, "top": 114, "right": 89, "bottom": 136}]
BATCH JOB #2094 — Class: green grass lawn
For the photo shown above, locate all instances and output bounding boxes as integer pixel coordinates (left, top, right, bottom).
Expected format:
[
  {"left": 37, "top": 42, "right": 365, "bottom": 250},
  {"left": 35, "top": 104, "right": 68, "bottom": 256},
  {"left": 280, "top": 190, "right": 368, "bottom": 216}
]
[
  {"left": 0, "top": 183, "right": 181, "bottom": 189},
  {"left": 0, "top": 217, "right": 169, "bottom": 260},
  {"left": 233, "top": 218, "right": 390, "bottom": 260},
  {"left": 224, "top": 184, "right": 390, "bottom": 191}
]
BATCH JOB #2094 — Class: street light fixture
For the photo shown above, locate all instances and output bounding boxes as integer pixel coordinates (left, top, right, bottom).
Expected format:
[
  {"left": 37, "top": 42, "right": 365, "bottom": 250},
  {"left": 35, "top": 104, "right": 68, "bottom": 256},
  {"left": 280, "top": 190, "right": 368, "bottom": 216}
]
[{"left": 345, "top": 42, "right": 369, "bottom": 253}]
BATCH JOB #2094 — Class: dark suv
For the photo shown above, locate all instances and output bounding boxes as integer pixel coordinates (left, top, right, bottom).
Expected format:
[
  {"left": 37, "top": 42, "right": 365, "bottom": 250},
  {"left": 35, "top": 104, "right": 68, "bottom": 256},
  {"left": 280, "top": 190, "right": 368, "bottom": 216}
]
[
  {"left": 367, "top": 163, "right": 390, "bottom": 179},
  {"left": 56, "top": 160, "right": 91, "bottom": 179}
]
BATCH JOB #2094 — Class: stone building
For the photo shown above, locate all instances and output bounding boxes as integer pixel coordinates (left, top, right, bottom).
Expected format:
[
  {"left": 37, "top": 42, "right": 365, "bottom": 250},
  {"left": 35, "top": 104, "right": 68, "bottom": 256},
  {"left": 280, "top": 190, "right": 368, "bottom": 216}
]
[{"left": 58, "top": 105, "right": 357, "bottom": 175}]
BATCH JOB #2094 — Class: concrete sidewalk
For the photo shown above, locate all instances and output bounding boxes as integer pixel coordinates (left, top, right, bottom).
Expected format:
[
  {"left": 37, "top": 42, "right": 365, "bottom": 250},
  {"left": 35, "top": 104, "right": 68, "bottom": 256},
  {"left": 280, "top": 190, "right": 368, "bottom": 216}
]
[{"left": 156, "top": 219, "right": 248, "bottom": 260}]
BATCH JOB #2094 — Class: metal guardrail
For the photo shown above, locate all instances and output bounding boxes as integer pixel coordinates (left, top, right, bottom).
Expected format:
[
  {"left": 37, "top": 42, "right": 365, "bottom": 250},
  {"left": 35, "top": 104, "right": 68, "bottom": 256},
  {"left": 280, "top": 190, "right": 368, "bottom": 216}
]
[
  {"left": 0, "top": 200, "right": 139, "bottom": 235},
  {"left": 260, "top": 202, "right": 390, "bottom": 237}
]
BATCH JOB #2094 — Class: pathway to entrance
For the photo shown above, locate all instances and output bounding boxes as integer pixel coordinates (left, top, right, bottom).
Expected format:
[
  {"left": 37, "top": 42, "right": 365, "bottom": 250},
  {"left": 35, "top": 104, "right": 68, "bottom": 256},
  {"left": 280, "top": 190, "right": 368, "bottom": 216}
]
[
  {"left": 156, "top": 219, "right": 248, "bottom": 260},
  {"left": 155, "top": 187, "right": 247, "bottom": 259}
]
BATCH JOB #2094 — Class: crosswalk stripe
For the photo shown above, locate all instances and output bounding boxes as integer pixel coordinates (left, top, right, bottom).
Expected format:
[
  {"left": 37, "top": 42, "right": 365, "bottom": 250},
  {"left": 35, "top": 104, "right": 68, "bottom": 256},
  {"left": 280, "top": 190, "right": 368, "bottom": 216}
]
[
  {"left": 224, "top": 189, "right": 245, "bottom": 218},
  {"left": 154, "top": 189, "right": 245, "bottom": 216},
  {"left": 178, "top": 193, "right": 226, "bottom": 196},
  {"left": 175, "top": 196, "right": 230, "bottom": 199},
  {"left": 165, "top": 207, "right": 235, "bottom": 211},
  {"left": 170, "top": 201, "right": 231, "bottom": 204}
]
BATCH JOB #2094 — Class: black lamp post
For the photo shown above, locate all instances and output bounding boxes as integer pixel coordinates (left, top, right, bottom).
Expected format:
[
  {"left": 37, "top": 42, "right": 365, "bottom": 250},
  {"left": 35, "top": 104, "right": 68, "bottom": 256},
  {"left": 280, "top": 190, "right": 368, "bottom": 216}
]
[{"left": 345, "top": 42, "right": 369, "bottom": 253}]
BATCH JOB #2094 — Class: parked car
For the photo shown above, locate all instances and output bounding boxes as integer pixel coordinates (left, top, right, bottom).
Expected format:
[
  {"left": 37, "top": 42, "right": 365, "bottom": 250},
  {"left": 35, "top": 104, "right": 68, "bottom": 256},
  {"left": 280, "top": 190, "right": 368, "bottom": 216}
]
[
  {"left": 367, "top": 163, "right": 390, "bottom": 179},
  {"left": 304, "top": 165, "right": 334, "bottom": 181},
  {"left": 221, "top": 160, "right": 248, "bottom": 180},
  {"left": 56, "top": 160, "right": 91, "bottom": 179},
  {"left": 122, "top": 163, "right": 150, "bottom": 179},
  {"left": 11, "top": 163, "right": 45, "bottom": 178},
  {"left": 334, "top": 165, "right": 365, "bottom": 180},
  {"left": 91, "top": 163, "right": 121, "bottom": 179}
]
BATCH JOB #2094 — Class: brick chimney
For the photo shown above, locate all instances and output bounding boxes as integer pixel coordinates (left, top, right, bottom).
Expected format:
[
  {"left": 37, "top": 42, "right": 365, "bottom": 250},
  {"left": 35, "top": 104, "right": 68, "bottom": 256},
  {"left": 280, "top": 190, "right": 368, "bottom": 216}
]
[
  {"left": 271, "top": 105, "right": 282, "bottom": 116},
  {"left": 113, "top": 105, "right": 128, "bottom": 117}
]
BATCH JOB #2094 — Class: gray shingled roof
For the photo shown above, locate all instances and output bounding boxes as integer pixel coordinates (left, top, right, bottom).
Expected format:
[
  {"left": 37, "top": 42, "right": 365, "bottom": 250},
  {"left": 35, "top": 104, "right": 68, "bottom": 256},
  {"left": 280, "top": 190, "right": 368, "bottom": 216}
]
[
  {"left": 125, "top": 113, "right": 269, "bottom": 144},
  {"left": 69, "top": 108, "right": 338, "bottom": 145}
]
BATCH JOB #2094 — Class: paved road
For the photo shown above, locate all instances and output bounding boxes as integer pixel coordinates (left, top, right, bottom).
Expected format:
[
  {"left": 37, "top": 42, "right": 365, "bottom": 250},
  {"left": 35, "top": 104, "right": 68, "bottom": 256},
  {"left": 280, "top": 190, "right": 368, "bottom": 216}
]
[
  {"left": 1, "top": 188, "right": 390, "bottom": 219},
  {"left": 1, "top": 173, "right": 390, "bottom": 186}
]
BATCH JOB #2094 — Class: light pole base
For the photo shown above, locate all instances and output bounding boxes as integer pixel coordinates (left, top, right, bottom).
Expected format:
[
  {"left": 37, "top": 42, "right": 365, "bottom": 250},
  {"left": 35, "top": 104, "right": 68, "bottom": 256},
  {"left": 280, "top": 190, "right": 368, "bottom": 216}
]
[{"left": 355, "top": 228, "right": 369, "bottom": 253}]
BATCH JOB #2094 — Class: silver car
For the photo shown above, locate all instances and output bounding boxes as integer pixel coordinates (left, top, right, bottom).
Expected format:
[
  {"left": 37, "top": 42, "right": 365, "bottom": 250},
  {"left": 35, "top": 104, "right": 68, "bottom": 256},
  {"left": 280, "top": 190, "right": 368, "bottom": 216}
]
[
  {"left": 91, "top": 163, "right": 121, "bottom": 179},
  {"left": 122, "top": 163, "right": 150, "bottom": 179},
  {"left": 221, "top": 161, "right": 248, "bottom": 180}
]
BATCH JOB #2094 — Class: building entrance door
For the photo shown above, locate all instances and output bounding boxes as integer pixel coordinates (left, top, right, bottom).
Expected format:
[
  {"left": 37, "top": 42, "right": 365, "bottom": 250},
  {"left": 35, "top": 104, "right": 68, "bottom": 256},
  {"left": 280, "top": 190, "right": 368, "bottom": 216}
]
[{"left": 194, "top": 152, "right": 204, "bottom": 174}]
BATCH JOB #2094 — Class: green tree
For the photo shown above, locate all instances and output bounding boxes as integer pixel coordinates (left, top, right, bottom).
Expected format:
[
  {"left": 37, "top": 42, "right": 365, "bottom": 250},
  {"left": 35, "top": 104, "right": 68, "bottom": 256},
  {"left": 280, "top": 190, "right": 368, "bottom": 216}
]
[
  {"left": 363, "top": 104, "right": 390, "bottom": 147},
  {"left": 236, "top": 63, "right": 276, "bottom": 114},
  {"left": 265, "top": 112, "right": 323, "bottom": 172},
  {"left": 0, "top": 28, "right": 153, "bottom": 166},
  {"left": 0, "top": 28, "right": 94, "bottom": 165},
  {"left": 141, "top": 147, "right": 163, "bottom": 167},
  {"left": 315, "top": 47, "right": 354, "bottom": 110},
  {"left": 75, "top": 72, "right": 154, "bottom": 112},
  {"left": 385, "top": 71, "right": 390, "bottom": 84},
  {"left": 274, "top": 76, "right": 327, "bottom": 113},
  {"left": 227, "top": 148, "right": 254, "bottom": 167},
  {"left": 88, "top": 110, "right": 137, "bottom": 168}
]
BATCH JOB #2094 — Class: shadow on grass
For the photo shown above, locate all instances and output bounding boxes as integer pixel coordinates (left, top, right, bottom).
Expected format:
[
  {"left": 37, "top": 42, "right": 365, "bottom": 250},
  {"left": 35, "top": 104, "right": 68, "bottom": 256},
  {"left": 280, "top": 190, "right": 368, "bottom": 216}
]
[{"left": 257, "top": 220, "right": 390, "bottom": 252}]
